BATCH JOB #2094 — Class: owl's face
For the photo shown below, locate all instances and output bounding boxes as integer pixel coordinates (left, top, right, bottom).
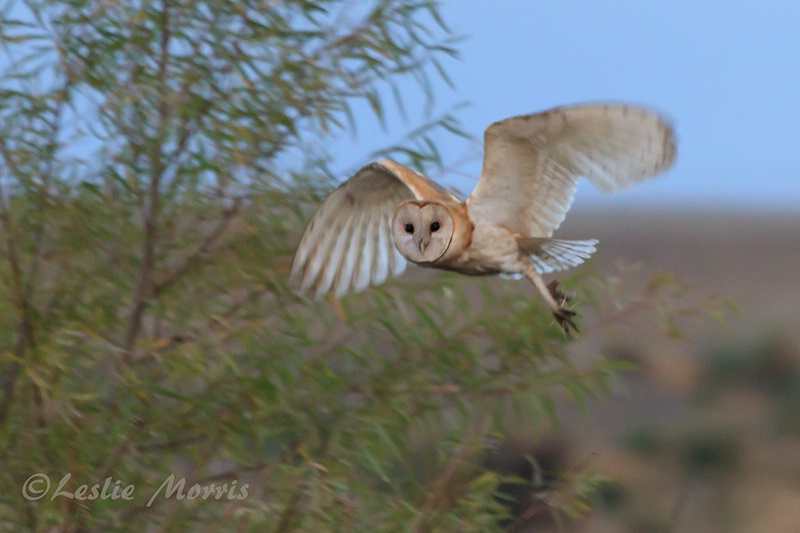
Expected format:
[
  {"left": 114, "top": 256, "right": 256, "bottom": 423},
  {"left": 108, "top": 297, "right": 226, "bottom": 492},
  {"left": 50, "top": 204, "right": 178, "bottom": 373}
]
[{"left": 391, "top": 200, "right": 454, "bottom": 263}]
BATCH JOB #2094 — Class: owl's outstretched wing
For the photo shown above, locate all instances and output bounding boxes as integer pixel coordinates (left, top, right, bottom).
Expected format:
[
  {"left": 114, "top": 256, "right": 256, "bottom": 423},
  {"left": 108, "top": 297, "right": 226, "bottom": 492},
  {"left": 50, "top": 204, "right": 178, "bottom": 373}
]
[
  {"left": 467, "top": 104, "right": 676, "bottom": 237},
  {"left": 290, "top": 159, "right": 457, "bottom": 300}
]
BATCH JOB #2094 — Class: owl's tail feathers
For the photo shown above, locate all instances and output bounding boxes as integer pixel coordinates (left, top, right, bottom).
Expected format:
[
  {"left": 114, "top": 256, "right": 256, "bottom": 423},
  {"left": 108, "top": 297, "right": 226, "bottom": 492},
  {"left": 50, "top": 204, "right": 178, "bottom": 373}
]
[{"left": 516, "top": 237, "right": 598, "bottom": 274}]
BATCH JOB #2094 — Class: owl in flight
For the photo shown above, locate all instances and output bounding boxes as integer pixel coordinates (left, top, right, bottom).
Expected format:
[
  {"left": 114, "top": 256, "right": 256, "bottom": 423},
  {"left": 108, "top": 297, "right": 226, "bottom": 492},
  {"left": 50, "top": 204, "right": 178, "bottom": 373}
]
[{"left": 290, "top": 103, "right": 676, "bottom": 334}]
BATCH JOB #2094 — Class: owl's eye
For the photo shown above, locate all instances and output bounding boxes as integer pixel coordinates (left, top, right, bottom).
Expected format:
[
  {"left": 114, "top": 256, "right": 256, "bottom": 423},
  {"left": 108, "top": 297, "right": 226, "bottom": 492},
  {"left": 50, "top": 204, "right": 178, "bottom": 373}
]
[
  {"left": 404, "top": 223, "right": 414, "bottom": 234},
  {"left": 430, "top": 221, "right": 440, "bottom": 232}
]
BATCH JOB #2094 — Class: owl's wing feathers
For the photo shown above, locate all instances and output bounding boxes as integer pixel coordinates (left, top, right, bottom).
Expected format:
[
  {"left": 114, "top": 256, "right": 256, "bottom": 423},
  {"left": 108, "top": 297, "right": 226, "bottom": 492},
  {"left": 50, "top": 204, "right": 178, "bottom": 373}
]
[
  {"left": 467, "top": 104, "right": 676, "bottom": 237},
  {"left": 516, "top": 237, "right": 598, "bottom": 274},
  {"left": 290, "top": 159, "right": 457, "bottom": 300}
]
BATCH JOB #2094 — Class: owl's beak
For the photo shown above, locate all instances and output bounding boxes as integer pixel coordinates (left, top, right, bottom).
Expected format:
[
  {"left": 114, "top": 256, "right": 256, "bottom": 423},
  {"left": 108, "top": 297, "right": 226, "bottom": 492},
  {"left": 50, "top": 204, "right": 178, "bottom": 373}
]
[{"left": 416, "top": 234, "right": 429, "bottom": 254}]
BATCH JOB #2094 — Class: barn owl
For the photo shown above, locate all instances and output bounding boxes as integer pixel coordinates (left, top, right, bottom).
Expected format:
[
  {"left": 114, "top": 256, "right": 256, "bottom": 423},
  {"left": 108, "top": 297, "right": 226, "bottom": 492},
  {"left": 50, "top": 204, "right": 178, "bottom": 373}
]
[{"left": 290, "top": 103, "right": 676, "bottom": 333}]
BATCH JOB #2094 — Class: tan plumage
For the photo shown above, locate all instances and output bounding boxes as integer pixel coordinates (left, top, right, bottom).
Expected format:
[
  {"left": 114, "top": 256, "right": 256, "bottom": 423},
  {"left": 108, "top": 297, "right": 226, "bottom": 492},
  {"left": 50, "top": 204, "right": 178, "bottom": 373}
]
[{"left": 290, "top": 103, "right": 677, "bottom": 333}]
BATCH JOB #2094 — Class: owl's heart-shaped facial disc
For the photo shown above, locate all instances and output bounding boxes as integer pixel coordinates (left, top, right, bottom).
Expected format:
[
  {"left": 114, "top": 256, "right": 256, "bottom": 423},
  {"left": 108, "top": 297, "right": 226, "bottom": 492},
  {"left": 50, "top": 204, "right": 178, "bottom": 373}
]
[{"left": 391, "top": 201, "right": 454, "bottom": 263}]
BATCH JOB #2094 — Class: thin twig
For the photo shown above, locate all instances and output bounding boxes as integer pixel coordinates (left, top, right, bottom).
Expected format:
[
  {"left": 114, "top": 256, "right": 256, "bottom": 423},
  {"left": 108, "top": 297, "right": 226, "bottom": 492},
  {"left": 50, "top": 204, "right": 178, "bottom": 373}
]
[
  {"left": 0, "top": 343, "right": 23, "bottom": 427},
  {"left": 153, "top": 199, "right": 241, "bottom": 297},
  {"left": 411, "top": 408, "right": 491, "bottom": 533},
  {"left": 0, "top": 144, "right": 44, "bottom": 428},
  {"left": 57, "top": 418, "right": 145, "bottom": 533},
  {"left": 273, "top": 483, "right": 306, "bottom": 533},
  {"left": 22, "top": 79, "right": 72, "bottom": 307}
]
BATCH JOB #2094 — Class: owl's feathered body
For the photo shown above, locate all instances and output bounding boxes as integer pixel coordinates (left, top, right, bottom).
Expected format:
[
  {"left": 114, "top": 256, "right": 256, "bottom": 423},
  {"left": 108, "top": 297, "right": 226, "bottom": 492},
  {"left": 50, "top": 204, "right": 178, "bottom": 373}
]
[
  {"left": 432, "top": 217, "right": 519, "bottom": 276},
  {"left": 290, "top": 103, "right": 677, "bottom": 333}
]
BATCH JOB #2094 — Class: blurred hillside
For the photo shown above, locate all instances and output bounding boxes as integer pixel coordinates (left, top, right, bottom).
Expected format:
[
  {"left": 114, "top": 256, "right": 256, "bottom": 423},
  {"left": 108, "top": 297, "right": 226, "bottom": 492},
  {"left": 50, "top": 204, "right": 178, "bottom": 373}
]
[
  {"left": 514, "top": 207, "right": 800, "bottom": 532},
  {"left": 563, "top": 207, "right": 800, "bottom": 344}
]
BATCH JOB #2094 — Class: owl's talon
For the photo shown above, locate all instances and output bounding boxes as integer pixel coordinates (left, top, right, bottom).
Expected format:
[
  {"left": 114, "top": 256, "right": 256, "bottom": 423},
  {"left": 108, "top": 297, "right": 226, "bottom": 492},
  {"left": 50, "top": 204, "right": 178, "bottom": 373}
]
[
  {"left": 547, "top": 280, "right": 571, "bottom": 306},
  {"left": 553, "top": 307, "right": 579, "bottom": 336},
  {"left": 548, "top": 280, "right": 579, "bottom": 334}
]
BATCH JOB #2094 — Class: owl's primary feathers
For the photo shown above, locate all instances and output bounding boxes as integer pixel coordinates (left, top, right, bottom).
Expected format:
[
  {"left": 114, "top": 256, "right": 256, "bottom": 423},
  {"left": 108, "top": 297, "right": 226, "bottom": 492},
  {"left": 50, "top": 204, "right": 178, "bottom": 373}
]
[{"left": 290, "top": 103, "right": 676, "bottom": 333}]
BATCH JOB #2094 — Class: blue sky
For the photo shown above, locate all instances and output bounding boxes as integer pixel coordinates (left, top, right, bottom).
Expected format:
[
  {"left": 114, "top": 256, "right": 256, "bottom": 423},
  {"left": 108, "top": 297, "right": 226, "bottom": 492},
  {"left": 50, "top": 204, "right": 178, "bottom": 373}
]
[
  {"left": 5, "top": 2, "right": 797, "bottom": 210},
  {"left": 338, "top": 1, "right": 800, "bottom": 211}
]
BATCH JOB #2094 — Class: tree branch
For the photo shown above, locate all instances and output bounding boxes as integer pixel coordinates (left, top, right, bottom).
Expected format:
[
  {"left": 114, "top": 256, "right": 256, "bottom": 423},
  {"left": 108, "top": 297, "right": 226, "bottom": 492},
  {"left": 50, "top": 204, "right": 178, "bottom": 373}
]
[{"left": 123, "top": 0, "right": 172, "bottom": 358}]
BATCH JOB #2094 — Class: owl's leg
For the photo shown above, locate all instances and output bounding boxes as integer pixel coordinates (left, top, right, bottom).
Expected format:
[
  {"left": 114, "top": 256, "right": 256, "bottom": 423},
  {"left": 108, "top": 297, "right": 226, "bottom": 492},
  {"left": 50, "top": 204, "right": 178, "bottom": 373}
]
[{"left": 523, "top": 265, "right": 578, "bottom": 335}]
